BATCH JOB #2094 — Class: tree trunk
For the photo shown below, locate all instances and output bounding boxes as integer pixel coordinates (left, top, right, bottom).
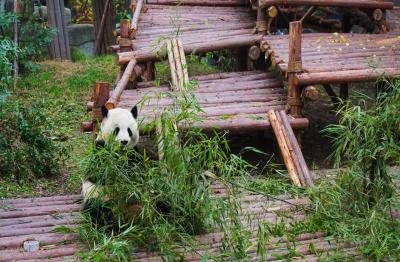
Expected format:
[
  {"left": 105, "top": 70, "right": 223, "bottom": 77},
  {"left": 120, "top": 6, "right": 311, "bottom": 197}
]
[{"left": 92, "top": 0, "right": 116, "bottom": 55}]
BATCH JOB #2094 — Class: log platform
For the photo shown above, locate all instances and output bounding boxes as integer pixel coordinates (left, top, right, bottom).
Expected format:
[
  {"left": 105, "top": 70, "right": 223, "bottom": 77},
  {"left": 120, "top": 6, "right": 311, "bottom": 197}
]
[
  {"left": 112, "top": 4, "right": 257, "bottom": 56},
  {"left": 0, "top": 195, "right": 81, "bottom": 261},
  {"left": 0, "top": 176, "right": 359, "bottom": 261},
  {"left": 387, "top": 7, "right": 400, "bottom": 33},
  {"left": 261, "top": 32, "right": 400, "bottom": 86},
  {"left": 257, "top": 0, "right": 394, "bottom": 9},
  {"left": 116, "top": 71, "right": 309, "bottom": 132}
]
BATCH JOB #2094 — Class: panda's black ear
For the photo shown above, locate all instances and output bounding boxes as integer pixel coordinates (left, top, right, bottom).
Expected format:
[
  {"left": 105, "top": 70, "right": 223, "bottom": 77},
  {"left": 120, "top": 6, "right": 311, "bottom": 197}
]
[
  {"left": 101, "top": 105, "right": 108, "bottom": 118},
  {"left": 131, "top": 106, "right": 138, "bottom": 119}
]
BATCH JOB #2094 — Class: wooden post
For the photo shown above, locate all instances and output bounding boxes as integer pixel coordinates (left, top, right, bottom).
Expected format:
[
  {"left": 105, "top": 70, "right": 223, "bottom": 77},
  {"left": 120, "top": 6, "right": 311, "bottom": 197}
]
[
  {"left": 256, "top": 7, "right": 267, "bottom": 34},
  {"left": 81, "top": 82, "right": 110, "bottom": 134},
  {"left": 93, "top": 82, "right": 110, "bottom": 135},
  {"left": 268, "top": 110, "right": 301, "bottom": 186},
  {"left": 119, "top": 19, "right": 132, "bottom": 53},
  {"left": 47, "top": 0, "right": 71, "bottom": 60},
  {"left": 287, "top": 21, "right": 303, "bottom": 117}
]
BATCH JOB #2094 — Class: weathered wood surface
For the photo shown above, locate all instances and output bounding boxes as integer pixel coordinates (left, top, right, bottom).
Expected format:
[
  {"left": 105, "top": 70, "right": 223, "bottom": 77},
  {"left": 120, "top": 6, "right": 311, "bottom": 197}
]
[
  {"left": 113, "top": 5, "right": 257, "bottom": 62},
  {"left": 387, "top": 7, "right": 400, "bottom": 33},
  {"left": 47, "top": 0, "right": 71, "bottom": 60},
  {"left": 146, "top": 0, "right": 248, "bottom": 6},
  {"left": 0, "top": 195, "right": 81, "bottom": 261},
  {"left": 0, "top": 175, "right": 360, "bottom": 261},
  {"left": 261, "top": 33, "right": 400, "bottom": 85},
  {"left": 116, "top": 71, "right": 309, "bottom": 132},
  {"left": 258, "top": 0, "right": 394, "bottom": 9}
]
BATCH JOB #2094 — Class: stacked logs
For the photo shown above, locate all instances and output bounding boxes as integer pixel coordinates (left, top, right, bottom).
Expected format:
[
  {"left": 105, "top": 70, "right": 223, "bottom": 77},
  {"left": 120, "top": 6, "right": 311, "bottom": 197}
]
[
  {"left": 116, "top": 71, "right": 309, "bottom": 132},
  {"left": 0, "top": 195, "right": 81, "bottom": 261},
  {"left": 145, "top": 0, "right": 248, "bottom": 6},
  {"left": 268, "top": 110, "right": 314, "bottom": 187},
  {"left": 261, "top": 32, "right": 400, "bottom": 85},
  {"left": 110, "top": 5, "right": 256, "bottom": 53},
  {"left": 257, "top": 0, "right": 394, "bottom": 9}
]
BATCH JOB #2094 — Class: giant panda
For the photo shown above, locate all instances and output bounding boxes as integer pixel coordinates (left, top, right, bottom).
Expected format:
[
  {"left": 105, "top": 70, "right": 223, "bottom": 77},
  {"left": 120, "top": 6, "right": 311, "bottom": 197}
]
[{"left": 81, "top": 105, "right": 140, "bottom": 226}]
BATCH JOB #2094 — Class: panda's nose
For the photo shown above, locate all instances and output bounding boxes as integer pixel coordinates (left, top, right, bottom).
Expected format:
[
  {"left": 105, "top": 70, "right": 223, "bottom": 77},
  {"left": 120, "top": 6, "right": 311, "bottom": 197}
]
[{"left": 121, "top": 140, "right": 128, "bottom": 145}]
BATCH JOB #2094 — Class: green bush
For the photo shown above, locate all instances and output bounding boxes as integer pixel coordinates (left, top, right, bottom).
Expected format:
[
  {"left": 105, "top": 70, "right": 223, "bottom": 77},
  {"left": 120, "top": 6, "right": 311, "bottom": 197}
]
[{"left": 0, "top": 100, "right": 65, "bottom": 179}]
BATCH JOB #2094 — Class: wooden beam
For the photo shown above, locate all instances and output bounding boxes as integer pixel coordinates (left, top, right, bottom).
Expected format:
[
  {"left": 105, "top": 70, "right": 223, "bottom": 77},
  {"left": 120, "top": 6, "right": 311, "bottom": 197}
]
[
  {"left": 258, "top": 0, "right": 394, "bottom": 9},
  {"left": 106, "top": 59, "right": 137, "bottom": 109}
]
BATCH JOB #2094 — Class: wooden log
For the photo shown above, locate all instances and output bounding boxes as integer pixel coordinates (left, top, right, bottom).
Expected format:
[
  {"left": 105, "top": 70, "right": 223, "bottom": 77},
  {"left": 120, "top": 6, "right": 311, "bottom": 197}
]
[
  {"left": 275, "top": 112, "right": 307, "bottom": 186},
  {"left": 131, "top": 0, "right": 144, "bottom": 37},
  {"left": 268, "top": 110, "right": 301, "bottom": 186},
  {"left": 118, "top": 34, "right": 263, "bottom": 64},
  {"left": 279, "top": 111, "right": 314, "bottom": 187},
  {"left": 94, "top": 0, "right": 111, "bottom": 55},
  {"left": 106, "top": 59, "right": 136, "bottom": 109},
  {"left": 0, "top": 244, "right": 78, "bottom": 261},
  {"left": 0, "top": 224, "right": 77, "bottom": 238},
  {"left": 0, "top": 195, "right": 81, "bottom": 205},
  {"left": 287, "top": 21, "right": 303, "bottom": 117},
  {"left": 146, "top": 0, "right": 247, "bottom": 6},
  {"left": 258, "top": 0, "right": 394, "bottom": 9},
  {"left": 0, "top": 204, "right": 81, "bottom": 219},
  {"left": 81, "top": 121, "right": 94, "bottom": 132},
  {"left": 248, "top": 45, "right": 261, "bottom": 61},
  {"left": 295, "top": 68, "right": 400, "bottom": 85}
]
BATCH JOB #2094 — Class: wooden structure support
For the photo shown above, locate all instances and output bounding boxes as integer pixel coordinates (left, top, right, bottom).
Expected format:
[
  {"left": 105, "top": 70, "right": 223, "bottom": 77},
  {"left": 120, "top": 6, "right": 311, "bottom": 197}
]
[
  {"left": 115, "top": 71, "right": 309, "bottom": 132},
  {"left": 81, "top": 82, "right": 110, "bottom": 134},
  {"left": 258, "top": 0, "right": 394, "bottom": 9},
  {"left": 268, "top": 110, "right": 313, "bottom": 187},
  {"left": 287, "top": 21, "right": 303, "bottom": 117},
  {"left": 130, "top": 0, "right": 144, "bottom": 38},
  {"left": 261, "top": 33, "right": 400, "bottom": 86}
]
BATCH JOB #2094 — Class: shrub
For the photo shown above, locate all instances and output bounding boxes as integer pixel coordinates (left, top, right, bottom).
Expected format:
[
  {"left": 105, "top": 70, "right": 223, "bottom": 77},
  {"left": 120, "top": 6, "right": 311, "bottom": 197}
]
[
  {"left": 325, "top": 78, "right": 400, "bottom": 204},
  {"left": 0, "top": 100, "right": 65, "bottom": 180}
]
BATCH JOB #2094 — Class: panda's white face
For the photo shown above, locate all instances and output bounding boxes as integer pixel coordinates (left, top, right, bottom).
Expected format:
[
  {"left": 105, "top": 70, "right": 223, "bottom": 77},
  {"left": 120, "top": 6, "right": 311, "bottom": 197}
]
[{"left": 96, "top": 106, "right": 139, "bottom": 149}]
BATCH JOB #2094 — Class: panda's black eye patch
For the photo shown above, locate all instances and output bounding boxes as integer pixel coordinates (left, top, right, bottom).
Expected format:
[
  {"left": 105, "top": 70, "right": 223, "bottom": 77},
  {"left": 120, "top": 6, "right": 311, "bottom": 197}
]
[
  {"left": 114, "top": 127, "right": 120, "bottom": 136},
  {"left": 127, "top": 128, "right": 133, "bottom": 137}
]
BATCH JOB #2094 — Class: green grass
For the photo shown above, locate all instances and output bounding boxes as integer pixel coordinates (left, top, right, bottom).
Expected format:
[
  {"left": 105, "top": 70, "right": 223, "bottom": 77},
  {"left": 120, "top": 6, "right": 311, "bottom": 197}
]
[{"left": 0, "top": 56, "right": 118, "bottom": 198}]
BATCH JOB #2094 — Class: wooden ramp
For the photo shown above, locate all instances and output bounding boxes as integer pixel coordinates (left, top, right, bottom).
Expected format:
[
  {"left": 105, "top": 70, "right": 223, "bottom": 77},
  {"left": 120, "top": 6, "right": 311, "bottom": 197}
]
[
  {"left": 261, "top": 32, "right": 400, "bottom": 86},
  {"left": 0, "top": 180, "right": 359, "bottom": 261},
  {"left": 116, "top": 71, "right": 309, "bottom": 132}
]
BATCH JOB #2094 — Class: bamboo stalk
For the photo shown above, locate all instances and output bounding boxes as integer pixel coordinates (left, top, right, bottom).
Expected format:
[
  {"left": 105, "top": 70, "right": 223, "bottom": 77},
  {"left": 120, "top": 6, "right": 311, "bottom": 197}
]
[
  {"left": 166, "top": 40, "right": 179, "bottom": 90},
  {"left": 177, "top": 39, "right": 189, "bottom": 88}
]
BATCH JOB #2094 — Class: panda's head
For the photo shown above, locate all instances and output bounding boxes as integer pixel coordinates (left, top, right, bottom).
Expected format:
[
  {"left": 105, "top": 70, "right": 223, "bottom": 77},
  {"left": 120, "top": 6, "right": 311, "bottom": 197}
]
[{"left": 96, "top": 106, "right": 139, "bottom": 149}]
